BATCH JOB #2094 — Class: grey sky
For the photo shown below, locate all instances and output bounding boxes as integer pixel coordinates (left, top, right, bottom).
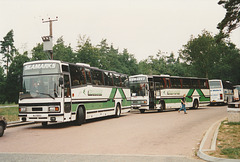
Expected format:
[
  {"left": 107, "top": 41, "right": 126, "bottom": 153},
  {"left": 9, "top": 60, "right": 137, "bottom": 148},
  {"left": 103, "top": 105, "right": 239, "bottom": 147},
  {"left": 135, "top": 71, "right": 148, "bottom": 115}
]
[{"left": 1, "top": 0, "right": 239, "bottom": 61}]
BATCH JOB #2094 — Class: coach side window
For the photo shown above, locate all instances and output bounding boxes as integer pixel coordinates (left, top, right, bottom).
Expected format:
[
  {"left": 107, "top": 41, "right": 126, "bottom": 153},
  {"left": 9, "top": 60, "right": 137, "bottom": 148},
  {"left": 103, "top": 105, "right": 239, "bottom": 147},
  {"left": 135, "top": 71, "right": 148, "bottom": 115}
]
[
  {"left": 113, "top": 73, "right": 121, "bottom": 87},
  {"left": 164, "top": 78, "right": 170, "bottom": 88},
  {"left": 104, "top": 72, "right": 113, "bottom": 86},
  {"left": 171, "top": 78, "right": 181, "bottom": 88},
  {"left": 85, "top": 68, "right": 92, "bottom": 84},
  {"left": 159, "top": 78, "right": 165, "bottom": 88},
  {"left": 91, "top": 69, "right": 104, "bottom": 85},
  {"left": 155, "top": 82, "right": 161, "bottom": 96},
  {"left": 191, "top": 79, "right": 199, "bottom": 89},
  {"left": 69, "top": 65, "right": 80, "bottom": 86},
  {"left": 182, "top": 78, "right": 191, "bottom": 88},
  {"left": 200, "top": 80, "right": 208, "bottom": 89},
  {"left": 121, "top": 75, "right": 128, "bottom": 87}
]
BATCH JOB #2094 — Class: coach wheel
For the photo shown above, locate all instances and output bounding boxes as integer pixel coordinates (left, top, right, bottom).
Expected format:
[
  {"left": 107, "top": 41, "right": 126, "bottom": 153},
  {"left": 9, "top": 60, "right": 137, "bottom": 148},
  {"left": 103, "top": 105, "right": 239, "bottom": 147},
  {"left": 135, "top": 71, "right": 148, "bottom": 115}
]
[
  {"left": 115, "top": 104, "right": 121, "bottom": 118},
  {"left": 193, "top": 100, "right": 199, "bottom": 109},
  {"left": 75, "top": 107, "right": 85, "bottom": 126},
  {"left": 42, "top": 122, "right": 48, "bottom": 127},
  {"left": 139, "top": 109, "right": 145, "bottom": 113},
  {"left": 160, "top": 101, "right": 165, "bottom": 111},
  {"left": 0, "top": 123, "right": 5, "bottom": 137}
]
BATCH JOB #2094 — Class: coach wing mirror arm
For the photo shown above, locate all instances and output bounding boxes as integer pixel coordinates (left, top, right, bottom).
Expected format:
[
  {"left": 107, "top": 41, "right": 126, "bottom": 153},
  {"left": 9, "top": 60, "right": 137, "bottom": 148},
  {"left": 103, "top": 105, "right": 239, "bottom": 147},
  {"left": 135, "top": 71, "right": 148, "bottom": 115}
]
[{"left": 59, "top": 77, "right": 64, "bottom": 86}]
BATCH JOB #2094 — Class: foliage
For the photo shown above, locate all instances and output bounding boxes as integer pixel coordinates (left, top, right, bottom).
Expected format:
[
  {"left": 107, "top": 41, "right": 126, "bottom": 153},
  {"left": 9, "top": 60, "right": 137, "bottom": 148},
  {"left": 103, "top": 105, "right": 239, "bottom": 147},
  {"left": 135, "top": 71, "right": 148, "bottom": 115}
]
[
  {"left": 218, "top": 0, "right": 240, "bottom": 33},
  {"left": 138, "top": 51, "right": 188, "bottom": 76},
  {"left": 53, "top": 36, "right": 75, "bottom": 62},
  {"left": 179, "top": 30, "right": 240, "bottom": 84},
  {"left": 0, "top": 66, "right": 6, "bottom": 103},
  {"left": 31, "top": 43, "right": 49, "bottom": 61},
  {"left": 179, "top": 30, "right": 218, "bottom": 78},
  {"left": 0, "top": 29, "right": 16, "bottom": 75},
  {"left": 75, "top": 36, "right": 101, "bottom": 67},
  {"left": 5, "top": 52, "right": 30, "bottom": 103}
]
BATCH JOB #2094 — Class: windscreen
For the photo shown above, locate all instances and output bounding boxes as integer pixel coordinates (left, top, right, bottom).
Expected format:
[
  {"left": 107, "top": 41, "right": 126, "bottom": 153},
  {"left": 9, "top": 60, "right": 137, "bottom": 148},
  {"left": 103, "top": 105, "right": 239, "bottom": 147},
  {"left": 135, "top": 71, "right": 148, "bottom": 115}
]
[
  {"left": 209, "top": 81, "right": 222, "bottom": 89},
  {"left": 20, "top": 74, "right": 62, "bottom": 99},
  {"left": 129, "top": 76, "right": 148, "bottom": 96}
]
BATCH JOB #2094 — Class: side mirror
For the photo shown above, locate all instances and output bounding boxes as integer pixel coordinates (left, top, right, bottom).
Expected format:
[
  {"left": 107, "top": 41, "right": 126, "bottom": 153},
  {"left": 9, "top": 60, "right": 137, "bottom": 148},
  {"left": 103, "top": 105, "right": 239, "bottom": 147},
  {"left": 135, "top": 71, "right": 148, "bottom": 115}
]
[{"left": 59, "top": 77, "right": 64, "bottom": 85}]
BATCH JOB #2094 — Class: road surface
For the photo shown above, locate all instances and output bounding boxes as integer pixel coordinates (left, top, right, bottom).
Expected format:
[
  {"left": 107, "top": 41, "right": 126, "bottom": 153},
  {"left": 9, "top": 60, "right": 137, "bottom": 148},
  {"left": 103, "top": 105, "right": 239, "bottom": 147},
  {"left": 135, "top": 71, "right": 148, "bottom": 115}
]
[{"left": 0, "top": 106, "right": 227, "bottom": 161}]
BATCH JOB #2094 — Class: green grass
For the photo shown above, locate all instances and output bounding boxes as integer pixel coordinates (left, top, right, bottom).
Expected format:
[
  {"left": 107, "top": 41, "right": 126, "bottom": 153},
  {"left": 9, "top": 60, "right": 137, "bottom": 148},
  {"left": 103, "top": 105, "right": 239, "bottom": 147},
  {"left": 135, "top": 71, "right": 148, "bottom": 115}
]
[
  {"left": 0, "top": 103, "right": 17, "bottom": 106},
  {"left": 213, "top": 120, "right": 240, "bottom": 159},
  {"left": 0, "top": 107, "right": 19, "bottom": 122},
  {"left": 221, "top": 147, "right": 240, "bottom": 159}
]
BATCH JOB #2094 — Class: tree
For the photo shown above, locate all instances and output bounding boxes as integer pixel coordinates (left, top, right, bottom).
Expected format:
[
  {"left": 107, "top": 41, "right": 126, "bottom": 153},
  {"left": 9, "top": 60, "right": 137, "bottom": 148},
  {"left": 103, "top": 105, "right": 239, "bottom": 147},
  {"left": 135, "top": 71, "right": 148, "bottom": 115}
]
[
  {"left": 117, "top": 49, "right": 139, "bottom": 75},
  {"left": 76, "top": 36, "right": 100, "bottom": 67},
  {"left": 0, "top": 66, "right": 6, "bottom": 103},
  {"left": 180, "top": 30, "right": 240, "bottom": 83},
  {"left": 5, "top": 52, "right": 30, "bottom": 103},
  {"left": 0, "top": 30, "right": 16, "bottom": 76},
  {"left": 179, "top": 30, "right": 218, "bottom": 78},
  {"left": 31, "top": 43, "right": 49, "bottom": 61},
  {"left": 213, "top": 41, "right": 240, "bottom": 84},
  {"left": 218, "top": 0, "right": 240, "bottom": 33},
  {"left": 53, "top": 36, "right": 74, "bottom": 62}
]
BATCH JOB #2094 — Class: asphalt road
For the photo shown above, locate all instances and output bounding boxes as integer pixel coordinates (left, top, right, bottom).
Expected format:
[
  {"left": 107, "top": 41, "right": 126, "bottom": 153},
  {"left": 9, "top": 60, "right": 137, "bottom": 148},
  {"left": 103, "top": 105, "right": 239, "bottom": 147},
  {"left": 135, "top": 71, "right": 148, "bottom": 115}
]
[{"left": 0, "top": 105, "right": 227, "bottom": 161}]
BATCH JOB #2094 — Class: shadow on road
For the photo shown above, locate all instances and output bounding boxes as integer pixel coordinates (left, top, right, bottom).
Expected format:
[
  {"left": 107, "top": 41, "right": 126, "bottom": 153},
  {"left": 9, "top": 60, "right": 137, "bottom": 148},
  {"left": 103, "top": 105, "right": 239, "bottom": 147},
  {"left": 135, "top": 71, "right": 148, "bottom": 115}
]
[
  {"left": 27, "top": 114, "right": 128, "bottom": 129},
  {"left": 132, "top": 107, "right": 210, "bottom": 115}
]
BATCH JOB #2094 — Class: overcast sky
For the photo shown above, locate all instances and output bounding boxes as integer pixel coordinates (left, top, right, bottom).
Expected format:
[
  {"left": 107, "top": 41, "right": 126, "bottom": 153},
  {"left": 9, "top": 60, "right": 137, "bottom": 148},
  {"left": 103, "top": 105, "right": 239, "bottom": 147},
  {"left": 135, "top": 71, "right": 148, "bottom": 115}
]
[{"left": 1, "top": 0, "right": 240, "bottom": 62}]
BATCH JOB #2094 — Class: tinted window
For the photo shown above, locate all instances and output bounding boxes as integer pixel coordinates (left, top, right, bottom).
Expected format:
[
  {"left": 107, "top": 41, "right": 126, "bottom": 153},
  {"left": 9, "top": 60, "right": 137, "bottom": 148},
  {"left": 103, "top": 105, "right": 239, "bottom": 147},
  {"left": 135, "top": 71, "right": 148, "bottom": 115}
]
[
  {"left": 85, "top": 68, "right": 92, "bottom": 84},
  {"left": 200, "top": 79, "right": 208, "bottom": 89},
  {"left": 104, "top": 72, "right": 113, "bottom": 86},
  {"left": 170, "top": 78, "right": 181, "bottom": 88},
  {"left": 62, "top": 65, "right": 69, "bottom": 72},
  {"left": 164, "top": 78, "right": 170, "bottom": 88},
  {"left": 182, "top": 78, "right": 192, "bottom": 88},
  {"left": 91, "top": 69, "right": 104, "bottom": 85},
  {"left": 69, "top": 65, "right": 86, "bottom": 86},
  {"left": 121, "top": 75, "right": 128, "bottom": 87},
  {"left": 113, "top": 73, "right": 121, "bottom": 87},
  {"left": 191, "top": 79, "right": 199, "bottom": 88}
]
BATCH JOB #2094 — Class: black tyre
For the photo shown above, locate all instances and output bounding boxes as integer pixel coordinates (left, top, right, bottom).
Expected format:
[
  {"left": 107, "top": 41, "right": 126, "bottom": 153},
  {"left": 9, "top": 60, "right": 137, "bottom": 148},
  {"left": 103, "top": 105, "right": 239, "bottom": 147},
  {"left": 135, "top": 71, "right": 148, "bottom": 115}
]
[
  {"left": 139, "top": 109, "right": 145, "bottom": 113},
  {"left": 192, "top": 100, "right": 199, "bottom": 109},
  {"left": 115, "top": 104, "right": 121, "bottom": 117},
  {"left": 75, "top": 107, "right": 85, "bottom": 126},
  {"left": 42, "top": 122, "right": 48, "bottom": 127},
  {"left": 0, "top": 123, "right": 5, "bottom": 137},
  {"left": 160, "top": 101, "right": 165, "bottom": 111}
]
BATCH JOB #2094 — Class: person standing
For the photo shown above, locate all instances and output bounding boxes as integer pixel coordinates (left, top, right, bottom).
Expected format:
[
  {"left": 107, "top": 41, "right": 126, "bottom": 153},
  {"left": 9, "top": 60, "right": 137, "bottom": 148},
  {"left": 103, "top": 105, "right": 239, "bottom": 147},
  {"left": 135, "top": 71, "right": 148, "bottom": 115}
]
[{"left": 178, "top": 94, "right": 187, "bottom": 114}]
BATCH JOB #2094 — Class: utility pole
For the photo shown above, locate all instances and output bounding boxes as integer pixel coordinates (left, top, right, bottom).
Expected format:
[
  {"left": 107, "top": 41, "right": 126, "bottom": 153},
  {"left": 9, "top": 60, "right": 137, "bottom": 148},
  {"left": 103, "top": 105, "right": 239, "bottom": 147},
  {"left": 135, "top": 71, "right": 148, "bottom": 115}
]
[{"left": 41, "top": 16, "right": 58, "bottom": 60}]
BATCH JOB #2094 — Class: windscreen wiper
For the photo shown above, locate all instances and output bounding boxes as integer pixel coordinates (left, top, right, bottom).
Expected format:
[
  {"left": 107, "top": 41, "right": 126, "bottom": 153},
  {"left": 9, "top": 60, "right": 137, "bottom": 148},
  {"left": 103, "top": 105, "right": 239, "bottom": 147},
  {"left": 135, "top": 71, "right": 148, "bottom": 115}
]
[{"left": 37, "top": 92, "right": 55, "bottom": 99}]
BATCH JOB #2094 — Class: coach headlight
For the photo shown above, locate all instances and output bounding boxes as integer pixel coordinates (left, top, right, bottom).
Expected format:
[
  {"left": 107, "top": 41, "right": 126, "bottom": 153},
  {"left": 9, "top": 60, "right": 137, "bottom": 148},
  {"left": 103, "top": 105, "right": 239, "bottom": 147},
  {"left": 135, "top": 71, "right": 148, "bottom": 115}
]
[
  {"left": 139, "top": 100, "right": 147, "bottom": 104},
  {"left": 19, "top": 107, "right": 26, "bottom": 112},
  {"left": 49, "top": 106, "right": 60, "bottom": 112}
]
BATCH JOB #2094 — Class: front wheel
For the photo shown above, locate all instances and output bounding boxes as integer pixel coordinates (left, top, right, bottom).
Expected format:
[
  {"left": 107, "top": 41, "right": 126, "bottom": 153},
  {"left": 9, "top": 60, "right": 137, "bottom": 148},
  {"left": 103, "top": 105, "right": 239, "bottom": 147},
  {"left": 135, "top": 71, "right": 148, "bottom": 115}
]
[
  {"left": 42, "top": 122, "right": 48, "bottom": 127},
  {"left": 75, "top": 107, "right": 85, "bottom": 126},
  {"left": 139, "top": 109, "right": 145, "bottom": 113},
  {"left": 115, "top": 104, "right": 121, "bottom": 118},
  {"left": 0, "top": 123, "right": 5, "bottom": 137}
]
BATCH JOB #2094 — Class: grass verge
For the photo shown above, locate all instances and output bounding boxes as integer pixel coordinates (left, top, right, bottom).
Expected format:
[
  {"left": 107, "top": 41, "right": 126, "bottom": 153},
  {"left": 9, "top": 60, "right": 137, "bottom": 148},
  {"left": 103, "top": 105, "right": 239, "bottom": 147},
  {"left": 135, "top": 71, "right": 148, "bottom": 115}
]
[
  {"left": 0, "top": 107, "right": 19, "bottom": 122},
  {"left": 207, "top": 120, "right": 240, "bottom": 159}
]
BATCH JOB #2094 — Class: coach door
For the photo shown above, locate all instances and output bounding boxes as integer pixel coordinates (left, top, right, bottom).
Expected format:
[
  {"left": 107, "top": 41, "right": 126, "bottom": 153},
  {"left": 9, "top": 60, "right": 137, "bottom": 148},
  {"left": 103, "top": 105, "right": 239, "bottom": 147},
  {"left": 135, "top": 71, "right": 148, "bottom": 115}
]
[
  {"left": 149, "top": 81, "right": 155, "bottom": 109},
  {"left": 63, "top": 74, "right": 72, "bottom": 121}
]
